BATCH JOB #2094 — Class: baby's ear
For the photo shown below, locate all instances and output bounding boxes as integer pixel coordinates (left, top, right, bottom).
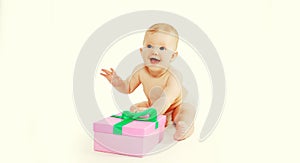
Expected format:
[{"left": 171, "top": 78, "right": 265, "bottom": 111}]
[
  {"left": 170, "top": 51, "right": 178, "bottom": 62},
  {"left": 139, "top": 48, "right": 143, "bottom": 54}
]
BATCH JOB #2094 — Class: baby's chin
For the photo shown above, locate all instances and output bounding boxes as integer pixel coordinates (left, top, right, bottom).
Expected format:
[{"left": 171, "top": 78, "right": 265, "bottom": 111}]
[{"left": 145, "top": 63, "right": 169, "bottom": 71}]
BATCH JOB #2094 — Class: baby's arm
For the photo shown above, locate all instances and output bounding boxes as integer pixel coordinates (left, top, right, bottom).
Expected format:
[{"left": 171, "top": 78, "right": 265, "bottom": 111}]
[
  {"left": 100, "top": 66, "right": 141, "bottom": 94},
  {"left": 150, "top": 75, "right": 181, "bottom": 114}
]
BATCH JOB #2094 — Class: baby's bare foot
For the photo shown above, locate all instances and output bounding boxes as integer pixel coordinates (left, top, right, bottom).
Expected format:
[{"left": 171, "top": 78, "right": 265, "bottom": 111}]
[{"left": 174, "top": 121, "right": 193, "bottom": 141}]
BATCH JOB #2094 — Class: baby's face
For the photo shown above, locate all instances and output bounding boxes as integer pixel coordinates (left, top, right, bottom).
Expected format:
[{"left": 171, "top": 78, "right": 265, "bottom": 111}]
[{"left": 140, "top": 32, "right": 178, "bottom": 71}]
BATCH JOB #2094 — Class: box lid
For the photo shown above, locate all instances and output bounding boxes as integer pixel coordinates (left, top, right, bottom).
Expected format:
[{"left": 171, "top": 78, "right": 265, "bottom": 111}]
[{"left": 93, "top": 113, "right": 166, "bottom": 137}]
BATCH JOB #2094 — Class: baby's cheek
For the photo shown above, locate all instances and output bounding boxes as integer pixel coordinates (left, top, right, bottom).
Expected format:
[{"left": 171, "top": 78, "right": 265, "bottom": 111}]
[{"left": 161, "top": 55, "right": 172, "bottom": 64}]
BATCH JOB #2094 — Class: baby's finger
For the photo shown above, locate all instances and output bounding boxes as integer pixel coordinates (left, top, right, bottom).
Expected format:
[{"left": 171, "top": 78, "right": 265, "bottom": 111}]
[
  {"left": 101, "top": 68, "right": 109, "bottom": 71},
  {"left": 100, "top": 73, "right": 108, "bottom": 76},
  {"left": 110, "top": 68, "right": 116, "bottom": 74},
  {"left": 100, "top": 73, "right": 109, "bottom": 79},
  {"left": 100, "top": 73, "right": 112, "bottom": 82},
  {"left": 101, "top": 69, "right": 112, "bottom": 75}
]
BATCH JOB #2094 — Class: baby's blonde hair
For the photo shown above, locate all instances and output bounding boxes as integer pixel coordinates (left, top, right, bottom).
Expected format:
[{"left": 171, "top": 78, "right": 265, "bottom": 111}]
[{"left": 144, "top": 23, "right": 179, "bottom": 48}]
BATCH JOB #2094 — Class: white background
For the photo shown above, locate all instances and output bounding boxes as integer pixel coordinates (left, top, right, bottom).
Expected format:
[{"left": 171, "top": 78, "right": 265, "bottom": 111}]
[{"left": 1, "top": 0, "right": 300, "bottom": 163}]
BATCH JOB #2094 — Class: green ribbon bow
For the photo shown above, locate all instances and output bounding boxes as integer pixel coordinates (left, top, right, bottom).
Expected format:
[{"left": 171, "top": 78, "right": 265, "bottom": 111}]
[{"left": 111, "top": 108, "right": 159, "bottom": 135}]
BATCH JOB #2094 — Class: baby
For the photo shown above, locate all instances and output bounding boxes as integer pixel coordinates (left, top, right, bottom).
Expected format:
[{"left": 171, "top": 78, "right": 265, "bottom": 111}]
[{"left": 101, "top": 23, "right": 195, "bottom": 141}]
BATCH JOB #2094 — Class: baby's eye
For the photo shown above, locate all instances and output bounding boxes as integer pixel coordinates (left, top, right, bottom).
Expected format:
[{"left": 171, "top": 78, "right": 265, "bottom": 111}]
[
  {"left": 159, "top": 47, "right": 166, "bottom": 51},
  {"left": 147, "top": 44, "right": 153, "bottom": 48}
]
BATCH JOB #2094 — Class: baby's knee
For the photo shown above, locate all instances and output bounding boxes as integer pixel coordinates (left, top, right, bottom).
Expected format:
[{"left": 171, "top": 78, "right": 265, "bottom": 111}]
[{"left": 181, "top": 103, "right": 196, "bottom": 114}]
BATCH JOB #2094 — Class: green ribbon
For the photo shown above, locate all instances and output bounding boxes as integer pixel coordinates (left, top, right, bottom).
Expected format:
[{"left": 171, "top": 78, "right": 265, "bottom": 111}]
[{"left": 111, "top": 108, "right": 159, "bottom": 135}]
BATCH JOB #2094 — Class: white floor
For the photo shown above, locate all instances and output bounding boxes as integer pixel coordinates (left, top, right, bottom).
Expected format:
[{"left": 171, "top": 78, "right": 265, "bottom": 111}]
[{"left": 147, "top": 124, "right": 177, "bottom": 155}]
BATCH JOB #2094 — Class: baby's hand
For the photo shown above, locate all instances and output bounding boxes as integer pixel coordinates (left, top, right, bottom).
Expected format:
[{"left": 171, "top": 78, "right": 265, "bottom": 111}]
[
  {"left": 100, "top": 68, "right": 123, "bottom": 87},
  {"left": 130, "top": 105, "right": 148, "bottom": 113}
]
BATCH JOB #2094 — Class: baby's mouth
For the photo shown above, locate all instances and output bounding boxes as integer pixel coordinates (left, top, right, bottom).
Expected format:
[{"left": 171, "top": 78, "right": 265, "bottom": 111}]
[{"left": 150, "top": 57, "right": 160, "bottom": 64}]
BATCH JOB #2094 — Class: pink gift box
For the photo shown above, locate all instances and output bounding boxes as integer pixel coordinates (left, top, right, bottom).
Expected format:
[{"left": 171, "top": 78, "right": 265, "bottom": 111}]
[{"left": 93, "top": 113, "right": 166, "bottom": 157}]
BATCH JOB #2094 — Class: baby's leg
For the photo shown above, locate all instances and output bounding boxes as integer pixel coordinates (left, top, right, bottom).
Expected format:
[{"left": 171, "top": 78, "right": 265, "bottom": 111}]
[
  {"left": 130, "top": 101, "right": 149, "bottom": 112},
  {"left": 173, "top": 103, "right": 196, "bottom": 141}
]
